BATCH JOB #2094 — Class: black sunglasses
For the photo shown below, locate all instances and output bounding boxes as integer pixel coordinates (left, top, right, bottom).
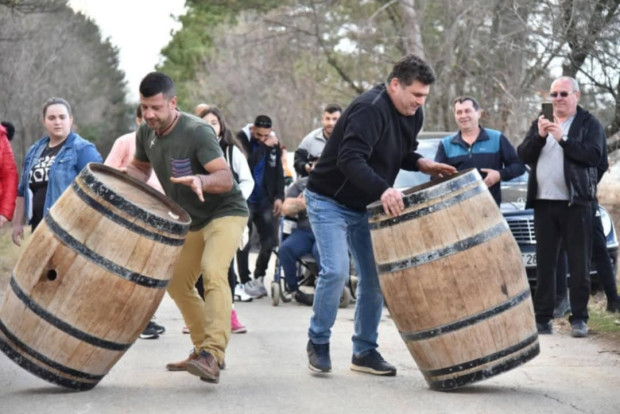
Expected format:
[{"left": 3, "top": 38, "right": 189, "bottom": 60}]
[{"left": 550, "top": 91, "right": 573, "bottom": 98}]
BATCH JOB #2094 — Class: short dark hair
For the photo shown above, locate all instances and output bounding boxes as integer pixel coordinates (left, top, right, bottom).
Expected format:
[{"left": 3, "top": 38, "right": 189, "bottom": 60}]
[
  {"left": 42, "top": 97, "right": 72, "bottom": 117},
  {"left": 1, "top": 121, "right": 15, "bottom": 141},
  {"left": 387, "top": 54, "right": 436, "bottom": 87},
  {"left": 253, "top": 115, "right": 272, "bottom": 129},
  {"left": 324, "top": 103, "right": 342, "bottom": 114},
  {"left": 452, "top": 96, "right": 480, "bottom": 111},
  {"left": 139, "top": 72, "right": 176, "bottom": 99},
  {"left": 135, "top": 106, "right": 142, "bottom": 120}
]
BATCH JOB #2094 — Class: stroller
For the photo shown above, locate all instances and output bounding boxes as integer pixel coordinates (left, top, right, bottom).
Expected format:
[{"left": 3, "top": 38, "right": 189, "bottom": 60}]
[{"left": 270, "top": 217, "right": 355, "bottom": 307}]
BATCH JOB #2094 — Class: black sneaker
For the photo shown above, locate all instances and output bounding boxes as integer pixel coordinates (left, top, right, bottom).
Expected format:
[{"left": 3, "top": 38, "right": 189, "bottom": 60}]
[
  {"left": 553, "top": 296, "right": 571, "bottom": 319},
  {"left": 307, "top": 340, "right": 331, "bottom": 373},
  {"left": 150, "top": 321, "right": 166, "bottom": 334},
  {"left": 570, "top": 320, "right": 588, "bottom": 338},
  {"left": 140, "top": 322, "right": 160, "bottom": 339},
  {"left": 294, "top": 290, "right": 314, "bottom": 306},
  {"left": 351, "top": 349, "right": 396, "bottom": 376},
  {"left": 536, "top": 321, "right": 553, "bottom": 335}
]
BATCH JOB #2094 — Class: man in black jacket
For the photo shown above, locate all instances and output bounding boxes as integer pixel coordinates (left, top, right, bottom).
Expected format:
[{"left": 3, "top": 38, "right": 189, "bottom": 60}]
[
  {"left": 304, "top": 54, "right": 456, "bottom": 375},
  {"left": 518, "top": 76, "right": 605, "bottom": 338},
  {"left": 236, "top": 115, "right": 285, "bottom": 298}
]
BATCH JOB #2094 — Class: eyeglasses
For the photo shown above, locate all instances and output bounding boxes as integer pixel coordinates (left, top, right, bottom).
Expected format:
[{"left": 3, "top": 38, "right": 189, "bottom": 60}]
[{"left": 549, "top": 91, "right": 574, "bottom": 99}]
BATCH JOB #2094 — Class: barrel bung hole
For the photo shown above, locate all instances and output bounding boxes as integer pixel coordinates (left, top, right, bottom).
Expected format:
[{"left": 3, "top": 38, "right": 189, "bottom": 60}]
[{"left": 46, "top": 269, "right": 58, "bottom": 281}]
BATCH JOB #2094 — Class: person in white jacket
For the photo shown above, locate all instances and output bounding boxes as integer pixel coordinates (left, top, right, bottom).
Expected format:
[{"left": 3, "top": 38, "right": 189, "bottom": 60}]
[{"left": 198, "top": 106, "right": 254, "bottom": 334}]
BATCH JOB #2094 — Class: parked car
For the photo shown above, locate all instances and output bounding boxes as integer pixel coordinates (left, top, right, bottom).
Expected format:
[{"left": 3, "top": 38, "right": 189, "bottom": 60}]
[{"left": 394, "top": 133, "right": 619, "bottom": 287}]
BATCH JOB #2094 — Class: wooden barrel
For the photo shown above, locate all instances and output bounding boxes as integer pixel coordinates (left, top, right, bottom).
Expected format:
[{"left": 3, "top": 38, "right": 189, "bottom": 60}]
[
  {"left": 0, "top": 163, "right": 191, "bottom": 390},
  {"left": 368, "top": 169, "right": 538, "bottom": 390}
]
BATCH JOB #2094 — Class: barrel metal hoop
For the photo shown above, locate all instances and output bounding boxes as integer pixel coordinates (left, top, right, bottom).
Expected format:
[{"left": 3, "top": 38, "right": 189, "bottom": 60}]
[
  {"left": 0, "top": 318, "right": 105, "bottom": 381},
  {"left": 426, "top": 337, "right": 540, "bottom": 390},
  {"left": 369, "top": 184, "right": 485, "bottom": 230},
  {"left": 400, "top": 288, "right": 531, "bottom": 341},
  {"left": 79, "top": 168, "right": 188, "bottom": 236},
  {"left": 44, "top": 214, "right": 169, "bottom": 289},
  {"left": 0, "top": 335, "right": 98, "bottom": 390},
  {"left": 71, "top": 182, "right": 184, "bottom": 246},
  {"left": 377, "top": 221, "right": 509, "bottom": 273},
  {"left": 9, "top": 276, "right": 132, "bottom": 351},
  {"left": 367, "top": 170, "right": 480, "bottom": 216}
]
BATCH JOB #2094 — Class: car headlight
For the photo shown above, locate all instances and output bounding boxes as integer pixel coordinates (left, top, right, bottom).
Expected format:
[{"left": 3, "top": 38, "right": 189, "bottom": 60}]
[{"left": 599, "top": 207, "right": 612, "bottom": 237}]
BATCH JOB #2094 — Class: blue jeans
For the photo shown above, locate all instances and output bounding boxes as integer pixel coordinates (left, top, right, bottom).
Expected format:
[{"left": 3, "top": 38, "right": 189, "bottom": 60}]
[
  {"left": 305, "top": 189, "right": 383, "bottom": 356},
  {"left": 279, "top": 227, "right": 320, "bottom": 292}
]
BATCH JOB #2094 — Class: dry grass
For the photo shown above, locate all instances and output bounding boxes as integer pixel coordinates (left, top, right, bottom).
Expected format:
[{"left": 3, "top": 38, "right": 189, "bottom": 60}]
[{"left": 0, "top": 227, "right": 27, "bottom": 305}]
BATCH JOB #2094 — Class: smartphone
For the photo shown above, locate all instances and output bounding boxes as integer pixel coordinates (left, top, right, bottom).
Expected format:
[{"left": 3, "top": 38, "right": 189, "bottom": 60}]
[{"left": 541, "top": 102, "right": 554, "bottom": 122}]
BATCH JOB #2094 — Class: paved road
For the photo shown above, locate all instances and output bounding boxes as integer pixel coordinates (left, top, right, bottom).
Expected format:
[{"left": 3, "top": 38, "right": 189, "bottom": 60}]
[{"left": 2, "top": 270, "right": 620, "bottom": 414}]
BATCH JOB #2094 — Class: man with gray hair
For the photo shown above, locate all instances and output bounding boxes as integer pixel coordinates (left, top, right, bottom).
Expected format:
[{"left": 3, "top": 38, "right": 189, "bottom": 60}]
[{"left": 518, "top": 76, "right": 605, "bottom": 338}]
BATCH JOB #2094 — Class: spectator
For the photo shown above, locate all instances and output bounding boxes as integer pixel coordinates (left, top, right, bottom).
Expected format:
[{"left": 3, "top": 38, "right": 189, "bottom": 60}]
[
  {"left": 435, "top": 96, "right": 525, "bottom": 205},
  {"left": 1, "top": 121, "right": 16, "bottom": 141},
  {"left": 281, "top": 146, "right": 294, "bottom": 187},
  {"left": 127, "top": 72, "right": 248, "bottom": 384},
  {"left": 294, "top": 104, "right": 342, "bottom": 177},
  {"left": 199, "top": 106, "right": 255, "bottom": 333},
  {"left": 0, "top": 122, "right": 18, "bottom": 228},
  {"left": 279, "top": 176, "right": 317, "bottom": 306},
  {"left": 105, "top": 106, "right": 165, "bottom": 339},
  {"left": 236, "top": 115, "right": 285, "bottom": 299},
  {"left": 12, "top": 98, "right": 102, "bottom": 245},
  {"left": 518, "top": 76, "right": 605, "bottom": 338},
  {"left": 106, "top": 106, "right": 163, "bottom": 192},
  {"left": 304, "top": 54, "right": 455, "bottom": 374}
]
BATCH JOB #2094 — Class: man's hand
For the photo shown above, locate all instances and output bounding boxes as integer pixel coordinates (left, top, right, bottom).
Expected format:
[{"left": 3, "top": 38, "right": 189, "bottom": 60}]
[
  {"left": 265, "top": 132, "right": 279, "bottom": 147},
  {"left": 417, "top": 158, "right": 457, "bottom": 177},
  {"left": 0, "top": 215, "right": 8, "bottom": 228},
  {"left": 480, "top": 168, "right": 501, "bottom": 187},
  {"left": 537, "top": 116, "right": 563, "bottom": 142},
  {"left": 381, "top": 188, "right": 404, "bottom": 217},
  {"left": 12, "top": 224, "right": 23, "bottom": 246},
  {"left": 273, "top": 198, "right": 283, "bottom": 216},
  {"left": 170, "top": 175, "right": 204, "bottom": 202}
]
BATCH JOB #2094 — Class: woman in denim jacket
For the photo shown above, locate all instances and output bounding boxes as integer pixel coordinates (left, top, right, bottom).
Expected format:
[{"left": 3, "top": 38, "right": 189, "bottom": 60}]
[{"left": 11, "top": 97, "right": 102, "bottom": 245}]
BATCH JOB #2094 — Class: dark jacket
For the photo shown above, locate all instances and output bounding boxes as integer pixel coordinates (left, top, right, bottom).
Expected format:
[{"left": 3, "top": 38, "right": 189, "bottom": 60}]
[
  {"left": 307, "top": 83, "right": 423, "bottom": 211},
  {"left": 435, "top": 127, "right": 525, "bottom": 205},
  {"left": 517, "top": 106, "right": 605, "bottom": 208},
  {"left": 237, "top": 130, "right": 284, "bottom": 204}
]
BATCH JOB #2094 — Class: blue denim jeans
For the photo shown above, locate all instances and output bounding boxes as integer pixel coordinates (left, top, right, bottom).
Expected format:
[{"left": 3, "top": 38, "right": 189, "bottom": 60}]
[
  {"left": 305, "top": 189, "right": 383, "bottom": 356},
  {"left": 279, "top": 227, "right": 320, "bottom": 292}
]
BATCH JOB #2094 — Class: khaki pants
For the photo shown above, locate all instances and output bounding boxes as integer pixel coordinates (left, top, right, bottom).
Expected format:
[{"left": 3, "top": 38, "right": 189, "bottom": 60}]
[{"left": 167, "top": 215, "right": 247, "bottom": 363}]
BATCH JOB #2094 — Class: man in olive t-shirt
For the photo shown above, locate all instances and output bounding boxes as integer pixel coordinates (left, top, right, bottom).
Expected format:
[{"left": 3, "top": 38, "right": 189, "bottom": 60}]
[{"left": 129, "top": 72, "right": 248, "bottom": 385}]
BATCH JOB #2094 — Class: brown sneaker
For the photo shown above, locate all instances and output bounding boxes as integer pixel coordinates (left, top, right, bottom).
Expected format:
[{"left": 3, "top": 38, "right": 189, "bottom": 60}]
[
  {"left": 186, "top": 350, "right": 220, "bottom": 384},
  {"left": 166, "top": 351, "right": 198, "bottom": 371}
]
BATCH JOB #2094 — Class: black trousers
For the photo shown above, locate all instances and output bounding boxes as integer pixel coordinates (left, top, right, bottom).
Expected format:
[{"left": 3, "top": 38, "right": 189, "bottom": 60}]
[
  {"left": 534, "top": 200, "right": 592, "bottom": 324},
  {"left": 592, "top": 202, "right": 619, "bottom": 303},
  {"left": 237, "top": 200, "right": 277, "bottom": 282}
]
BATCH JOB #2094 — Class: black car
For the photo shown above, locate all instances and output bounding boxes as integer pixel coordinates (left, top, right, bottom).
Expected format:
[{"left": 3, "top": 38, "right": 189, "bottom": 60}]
[{"left": 394, "top": 134, "right": 619, "bottom": 286}]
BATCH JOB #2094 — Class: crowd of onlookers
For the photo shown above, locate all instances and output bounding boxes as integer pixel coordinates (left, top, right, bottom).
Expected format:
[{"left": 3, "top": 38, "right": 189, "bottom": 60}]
[{"left": 0, "top": 58, "right": 617, "bottom": 385}]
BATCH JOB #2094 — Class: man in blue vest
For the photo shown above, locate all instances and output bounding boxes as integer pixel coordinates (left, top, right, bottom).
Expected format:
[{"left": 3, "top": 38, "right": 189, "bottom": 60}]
[{"left": 435, "top": 96, "right": 525, "bottom": 205}]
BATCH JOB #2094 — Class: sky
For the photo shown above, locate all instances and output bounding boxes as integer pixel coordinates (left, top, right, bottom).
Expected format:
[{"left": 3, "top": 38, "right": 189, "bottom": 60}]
[{"left": 68, "top": 0, "right": 186, "bottom": 102}]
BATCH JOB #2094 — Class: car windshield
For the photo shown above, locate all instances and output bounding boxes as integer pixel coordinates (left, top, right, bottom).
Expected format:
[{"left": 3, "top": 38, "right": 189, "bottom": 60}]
[{"left": 393, "top": 137, "right": 441, "bottom": 190}]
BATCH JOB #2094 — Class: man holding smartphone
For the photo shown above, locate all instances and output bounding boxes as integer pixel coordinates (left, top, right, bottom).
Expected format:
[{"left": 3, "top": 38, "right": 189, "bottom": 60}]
[{"left": 518, "top": 76, "right": 606, "bottom": 338}]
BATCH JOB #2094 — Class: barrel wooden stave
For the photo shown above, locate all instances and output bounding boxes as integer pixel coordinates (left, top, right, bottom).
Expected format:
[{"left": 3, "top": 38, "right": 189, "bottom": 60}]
[
  {"left": 369, "top": 169, "right": 538, "bottom": 390},
  {"left": 0, "top": 164, "right": 190, "bottom": 390}
]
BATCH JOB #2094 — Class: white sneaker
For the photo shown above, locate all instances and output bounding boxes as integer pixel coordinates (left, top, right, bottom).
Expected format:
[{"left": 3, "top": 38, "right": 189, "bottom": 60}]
[
  {"left": 244, "top": 277, "right": 267, "bottom": 299},
  {"left": 234, "top": 284, "right": 253, "bottom": 302}
]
